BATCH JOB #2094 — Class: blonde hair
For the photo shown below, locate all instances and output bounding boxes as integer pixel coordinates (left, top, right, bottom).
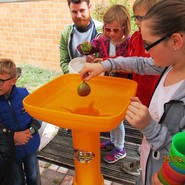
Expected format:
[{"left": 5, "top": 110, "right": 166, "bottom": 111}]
[
  {"left": 0, "top": 58, "right": 17, "bottom": 78},
  {"left": 103, "top": 4, "right": 131, "bottom": 39},
  {"left": 133, "top": 0, "right": 161, "bottom": 12}
]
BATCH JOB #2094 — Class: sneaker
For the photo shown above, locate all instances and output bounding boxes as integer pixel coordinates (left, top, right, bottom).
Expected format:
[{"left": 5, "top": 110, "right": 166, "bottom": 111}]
[
  {"left": 100, "top": 140, "right": 115, "bottom": 151},
  {"left": 103, "top": 148, "right": 126, "bottom": 163},
  {"left": 121, "top": 161, "right": 141, "bottom": 176}
]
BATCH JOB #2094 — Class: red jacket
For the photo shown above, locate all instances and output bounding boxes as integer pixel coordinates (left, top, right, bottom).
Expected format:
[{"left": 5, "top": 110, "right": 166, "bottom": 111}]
[{"left": 128, "top": 29, "right": 160, "bottom": 107}]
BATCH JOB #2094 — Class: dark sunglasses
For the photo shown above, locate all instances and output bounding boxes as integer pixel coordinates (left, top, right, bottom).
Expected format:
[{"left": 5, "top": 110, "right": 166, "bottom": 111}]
[
  {"left": 104, "top": 26, "right": 125, "bottom": 33},
  {"left": 132, "top": 15, "right": 144, "bottom": 22},
  {"left": 0, "top": 77, "right": 12, "bottom": 85},
  {"left": 144, "top": 35, "right": 171, "bottom": 51}
]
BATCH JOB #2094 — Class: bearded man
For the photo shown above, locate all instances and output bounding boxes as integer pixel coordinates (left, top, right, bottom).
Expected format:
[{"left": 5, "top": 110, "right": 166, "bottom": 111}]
[{"left": 59, "top": 0, "right": 102, "bottom": 74}]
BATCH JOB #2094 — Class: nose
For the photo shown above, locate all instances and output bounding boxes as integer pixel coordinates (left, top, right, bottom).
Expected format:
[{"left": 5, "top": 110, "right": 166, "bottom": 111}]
[
  {"left": 135, "top": 20, "right": 140, "bottom": 27},
  {"left": 144, "top": 49, "right": 149, "bottom": 54},
  {"left": 109, "top": 31, "right": 115, "bottom": 36},
  {"left": 76, "top": 12, "right": 82, "bottom": 18}
]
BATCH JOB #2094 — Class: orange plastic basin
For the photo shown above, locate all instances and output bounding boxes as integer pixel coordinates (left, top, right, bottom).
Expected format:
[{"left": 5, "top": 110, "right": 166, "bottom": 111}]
[
  {"left": 23, "top": 74, "right": 137, "bottom": 132},
  {"left": 23, "top": 74, "right": 137, "bottom": 185}
]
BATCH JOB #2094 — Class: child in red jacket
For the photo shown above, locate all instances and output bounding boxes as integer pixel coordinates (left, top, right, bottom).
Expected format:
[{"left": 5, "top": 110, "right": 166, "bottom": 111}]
[
  {"left": 127, "top": 0, "right": 160, "bottom": 107},
  {"left": 121, "top": 0, "right": 161, "bottom": 176}
]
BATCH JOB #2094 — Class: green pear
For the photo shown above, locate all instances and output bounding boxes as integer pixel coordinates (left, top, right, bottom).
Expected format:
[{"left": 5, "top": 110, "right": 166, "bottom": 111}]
[
  {"left": 81, "top": 41, "right": 92, "bottom": 54},
  {"left": 77, "top": 81, "right": 91, "bottom": 96}
]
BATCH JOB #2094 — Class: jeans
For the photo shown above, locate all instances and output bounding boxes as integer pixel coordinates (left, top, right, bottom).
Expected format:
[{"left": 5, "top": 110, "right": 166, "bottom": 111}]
[
  {"left": 12, "top": 152, "right": 41, "bottom": 185},
  {"left": 110, "top": 121, "right": 125, "bottom": 150}
]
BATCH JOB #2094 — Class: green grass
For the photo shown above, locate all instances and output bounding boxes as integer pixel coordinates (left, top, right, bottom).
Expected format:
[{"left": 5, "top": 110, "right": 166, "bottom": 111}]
[{"left": 16, "top": 64, "right": 61, "bottom": 92}]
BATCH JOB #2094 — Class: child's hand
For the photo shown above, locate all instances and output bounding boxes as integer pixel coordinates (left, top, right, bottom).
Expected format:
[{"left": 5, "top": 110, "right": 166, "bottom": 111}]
[
  {"left": 86, "top": 55, "right": 96, "bottom": 63},
  {"left": 14, "top": 130, "right": 33, "bottom": 145},
  {"left": 125, "top": 97, "right": 152, "bottom": 130},
  {"left": 152, "top": 172, "right": 163, "bottom": 185},
  {"left": 93, "top": 58, "right": 103, "bottom": 63},
  {"left": 80, "top": 63, "right": 104, "bottom": 81},
  {"left": 86, "top": 56, "right": 103, "bottom": 63}
]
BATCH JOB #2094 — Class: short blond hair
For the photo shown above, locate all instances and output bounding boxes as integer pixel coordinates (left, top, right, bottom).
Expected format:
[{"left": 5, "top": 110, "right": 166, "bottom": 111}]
[
  {"left": 133, "top": 0, "right": 161, "bottom": 12},
  {"left": 0, "top": 58, "right": 17, "bottom": 78}
]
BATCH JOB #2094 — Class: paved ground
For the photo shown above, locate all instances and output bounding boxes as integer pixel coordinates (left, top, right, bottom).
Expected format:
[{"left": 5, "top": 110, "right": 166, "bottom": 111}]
[{"left": 39, "top": 160, "right": 123, "bottom": 185}]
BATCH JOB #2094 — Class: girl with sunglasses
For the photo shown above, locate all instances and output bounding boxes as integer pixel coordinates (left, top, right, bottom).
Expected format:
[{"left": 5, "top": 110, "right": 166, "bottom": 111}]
[
  {"left": 80, "top": 0, "right": 185, "bottom": 184},
  {"left": 78, "top": 4, "right": 131, "bottom": 78},
  {"left": 78, "top": 4, "right": 131, "bottom": 164}
]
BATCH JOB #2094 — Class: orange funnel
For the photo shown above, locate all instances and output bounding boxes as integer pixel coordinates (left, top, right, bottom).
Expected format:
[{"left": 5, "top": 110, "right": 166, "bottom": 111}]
[{"left": 23, "top": 74, "right": 137, "bottom": 185}]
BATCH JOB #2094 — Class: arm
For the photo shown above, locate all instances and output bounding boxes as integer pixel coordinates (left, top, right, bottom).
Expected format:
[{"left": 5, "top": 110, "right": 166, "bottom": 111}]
[
  {"left": 103, "top": 56, "right": 164, "bottom": 75},
  {"left": 141, "top": 108, "right": 185, "bottom": 152},
  {"left": 15, "top": 87, "right": 41, "bottom": 144},
  {"left": 59, "top": 26, "right": 71, "bottom": 74},
  {"left": 125, "top": 93, "right": 185, "bottom": 152},
  {"left": 80, "top": 56, "right": 164, "bottom": 81},
  {"left": 125, "top": 97, "right": 171, "bottom": 151},
  {"left": 14, "top": 119, "right": 41, "bottom": 145},
  {"left": 28, "top": 118, "right": 42, "bottom": 135}
]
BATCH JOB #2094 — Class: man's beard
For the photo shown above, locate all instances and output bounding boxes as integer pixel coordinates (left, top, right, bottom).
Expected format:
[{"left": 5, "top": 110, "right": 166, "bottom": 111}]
[{"left": 73, "top": 16, "right": 91, "bottom": 29}]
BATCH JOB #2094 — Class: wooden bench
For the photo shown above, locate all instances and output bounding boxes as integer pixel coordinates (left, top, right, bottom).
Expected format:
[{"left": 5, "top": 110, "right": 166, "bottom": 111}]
[{"left": 38, "top": 121, "right": 142, "bottom": 184}]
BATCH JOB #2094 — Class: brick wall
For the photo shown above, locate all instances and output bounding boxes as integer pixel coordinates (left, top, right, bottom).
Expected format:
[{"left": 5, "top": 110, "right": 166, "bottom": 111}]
[{"left": 0, "top": 0, "right": 133, "bottom": 72}]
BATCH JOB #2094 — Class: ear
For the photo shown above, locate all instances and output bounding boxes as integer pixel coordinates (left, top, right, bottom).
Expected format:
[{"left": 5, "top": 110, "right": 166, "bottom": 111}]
[
  {"left": 171, "top": 33, "right": 183, "bottom": 50},
  {"left": 89, "top": 3, "right": 92, "bottom": 10},
  {"left": 11, "top": 78, "right": 17, "bottom": 85}
]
